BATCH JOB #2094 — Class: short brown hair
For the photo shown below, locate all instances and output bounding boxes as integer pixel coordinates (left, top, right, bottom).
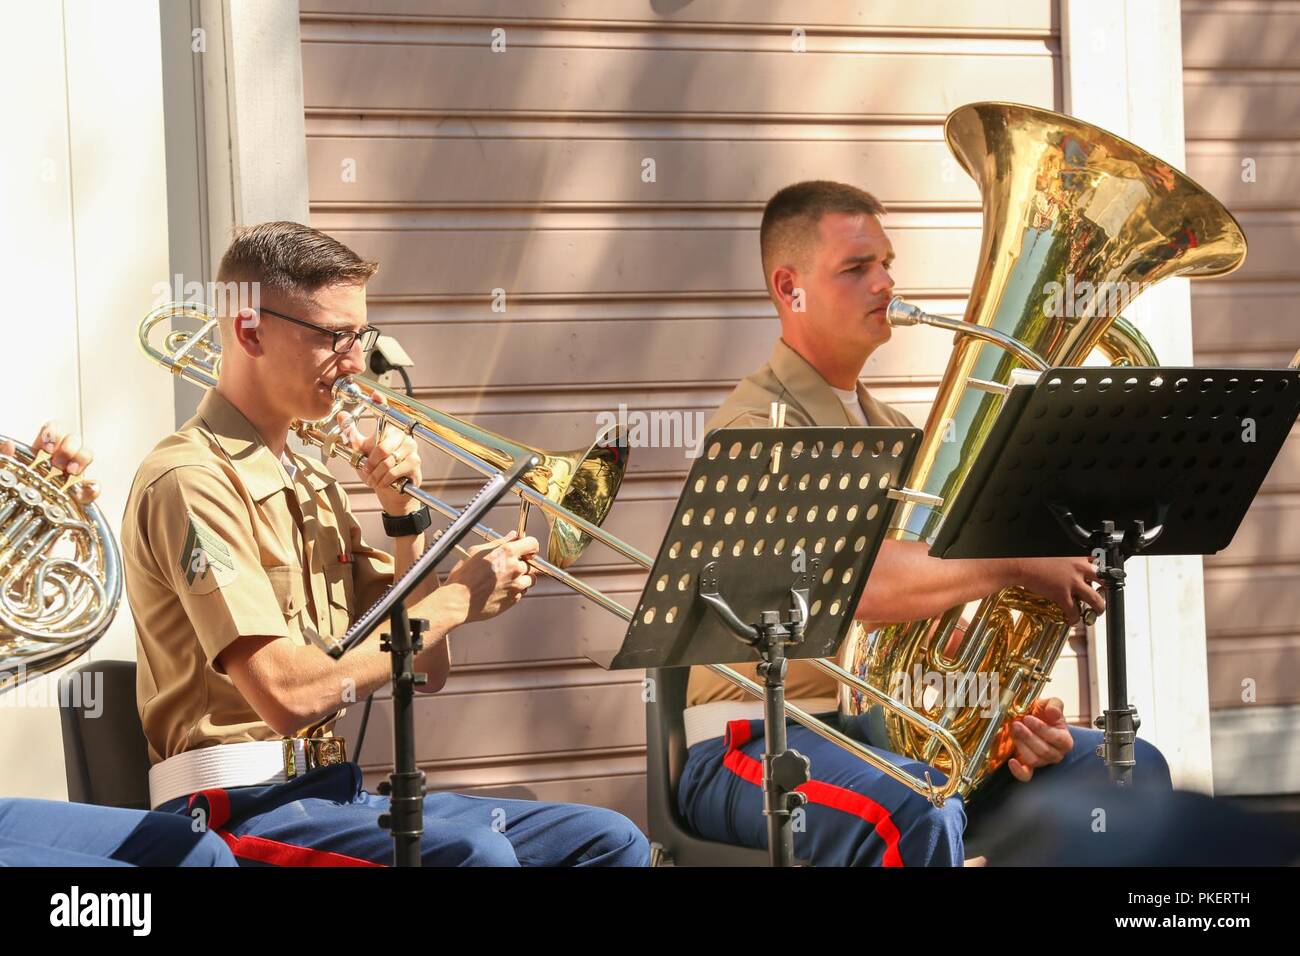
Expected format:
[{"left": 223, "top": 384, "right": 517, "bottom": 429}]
[
  {"left": 216, "top": 221, "right": 377, "bottom": 298},
  {"left": 759, "top": 181, "right": 886, "bottom": 289}
]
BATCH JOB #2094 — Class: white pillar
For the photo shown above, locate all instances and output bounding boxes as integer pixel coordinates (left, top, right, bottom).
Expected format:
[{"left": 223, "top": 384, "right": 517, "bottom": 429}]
[
  {"left": 165, "top": 0, "right": 311, "bottom": 426},
  {"left": 1060, "top": 0, "right": 1216, "bottom": 792},
  {"left": 203, "top": 0, "right": 310, "bottom": 241},
  {"left": 0, "top": 0, "right": 175, "bottom": 797}
]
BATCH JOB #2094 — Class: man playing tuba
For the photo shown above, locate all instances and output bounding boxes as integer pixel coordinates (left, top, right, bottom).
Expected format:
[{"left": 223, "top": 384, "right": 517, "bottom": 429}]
[{"left": 676, "top": 182, "right": 1171, "bottom": 866}]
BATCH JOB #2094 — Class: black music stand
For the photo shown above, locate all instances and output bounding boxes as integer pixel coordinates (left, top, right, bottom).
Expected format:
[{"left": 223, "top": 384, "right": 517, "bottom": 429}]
[
  {"left": 310, "top": 455, "right": 536, "bottom": 866},
  {"left": 931, "top": 367, "right": 1300, "bottom": 786},
  {"left": 602, "top": 425, "right": 922, "bottom": 866}
]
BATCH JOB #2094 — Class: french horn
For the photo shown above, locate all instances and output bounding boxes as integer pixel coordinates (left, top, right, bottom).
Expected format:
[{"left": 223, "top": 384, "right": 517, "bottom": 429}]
[{"left": 0, "top": 437, "right": 122, "bottom": 686}]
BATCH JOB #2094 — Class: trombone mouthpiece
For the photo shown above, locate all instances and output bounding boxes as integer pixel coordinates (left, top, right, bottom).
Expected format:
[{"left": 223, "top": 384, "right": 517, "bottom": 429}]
[
  {"left": 334, "top": 378, "right": 363, "bottom": 402},
  {"left": 886, "top": 296, "right": 925, "bottom": 327}
]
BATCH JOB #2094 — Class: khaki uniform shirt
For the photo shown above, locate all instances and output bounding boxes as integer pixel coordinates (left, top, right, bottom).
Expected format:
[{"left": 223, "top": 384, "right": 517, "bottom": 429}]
[
  {"left": 122, "top": 390, "right": 394, "bottom": 764},
  {"left": 686, "top": 339, "right": 913, "bottom": 706}
]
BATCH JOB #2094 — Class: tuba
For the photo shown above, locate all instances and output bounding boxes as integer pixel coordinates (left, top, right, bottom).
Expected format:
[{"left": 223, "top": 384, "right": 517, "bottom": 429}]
[
  {"left": 0, "top": 437, "right": 122, "bottom": 686},
  {"left": 838, "top": 102, "right": 1248, "bottom": 796}
]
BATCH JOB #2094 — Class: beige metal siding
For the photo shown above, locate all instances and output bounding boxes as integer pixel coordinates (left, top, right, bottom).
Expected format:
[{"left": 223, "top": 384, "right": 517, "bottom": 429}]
[
  {"left": 300, "top": 1, "right": 1063, "bottom": 827},
  {"left": 1183, "top": 0, "right": 1300, "bottom": 712}
]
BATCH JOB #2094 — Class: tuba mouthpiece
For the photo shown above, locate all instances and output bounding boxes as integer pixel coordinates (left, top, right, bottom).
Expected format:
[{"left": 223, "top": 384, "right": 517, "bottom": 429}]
[{"left": 885, "top": 296, "right": 926, "bottom": 327}]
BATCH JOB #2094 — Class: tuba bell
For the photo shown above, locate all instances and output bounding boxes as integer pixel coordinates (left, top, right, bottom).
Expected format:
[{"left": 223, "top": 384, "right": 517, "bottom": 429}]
[
  {"left": 838, "top": 101, "right": 1247, "bottom": 796},
  {"left": 0, "top": 436, "right": 122, "bottom": 686}
]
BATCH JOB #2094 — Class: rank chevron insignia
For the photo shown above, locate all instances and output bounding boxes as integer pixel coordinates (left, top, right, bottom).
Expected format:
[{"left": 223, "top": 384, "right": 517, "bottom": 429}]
[{"left": 179, "top": 514, "right": 235, "bottom": 587}]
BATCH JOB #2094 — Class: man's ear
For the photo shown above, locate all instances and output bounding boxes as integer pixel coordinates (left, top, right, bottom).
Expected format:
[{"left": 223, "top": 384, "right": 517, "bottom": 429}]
[
  {"left": 771, "top": 266, "right": 801, "bottom": 314},
  {"left": 230, "top": 307, "right": 266, "bottom": 357}
]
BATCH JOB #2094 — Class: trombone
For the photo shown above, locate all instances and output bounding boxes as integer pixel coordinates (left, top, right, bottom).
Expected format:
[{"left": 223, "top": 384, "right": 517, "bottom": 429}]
[{"left": 141, "top": 302, "right": 967, "bottom": 805}]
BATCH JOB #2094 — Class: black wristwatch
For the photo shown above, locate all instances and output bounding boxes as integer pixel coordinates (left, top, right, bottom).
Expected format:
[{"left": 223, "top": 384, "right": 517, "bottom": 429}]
[{"left": 381, "top": 504, "right": 432, "bottom": 538}]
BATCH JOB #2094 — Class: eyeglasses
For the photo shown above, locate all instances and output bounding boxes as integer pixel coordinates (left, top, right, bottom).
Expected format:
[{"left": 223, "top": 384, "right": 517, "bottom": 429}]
[{"left": 258, "top": 306, "right": 381, "bottom": 354}]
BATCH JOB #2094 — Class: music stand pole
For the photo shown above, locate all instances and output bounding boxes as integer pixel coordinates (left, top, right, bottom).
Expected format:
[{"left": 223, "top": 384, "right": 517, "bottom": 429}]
[
  {"left": 606, "top": 424, "right": 923, "bottom": 865},
  {"left": 929, "top": 365, "right": 1300, "bottom": 787},
  {"left": 313, "top": 455, "right": 536, "bottom": 865},
  {"left": 1053, "top": 514, "right": 1164, "bottom": 787},
  {"left": 698, "top": 568, "right": 814, "bottom": 867}
]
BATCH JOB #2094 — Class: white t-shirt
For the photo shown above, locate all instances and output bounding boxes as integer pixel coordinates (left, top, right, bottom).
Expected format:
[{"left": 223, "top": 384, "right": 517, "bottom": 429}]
[{"left": 830, "top": 384, "right": 869, "bottom": 426}]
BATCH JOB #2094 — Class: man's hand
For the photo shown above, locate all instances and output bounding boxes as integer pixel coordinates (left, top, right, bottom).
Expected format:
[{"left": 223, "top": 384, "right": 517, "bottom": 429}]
[
  {"left": 441, "top": 531, "right": 539, "bottom": 624},
  {"left": 1007, "top": 697, "right": 1074, "bottom": 782},
  {"left": 1, "top": 423, "right": 99, "bottom": 505},
  {"left": 336, "top": 392, "right": 422, "bottom": 516},
  {"left": 1014, "top": 557, "right": 1105, "bottom": 624}
]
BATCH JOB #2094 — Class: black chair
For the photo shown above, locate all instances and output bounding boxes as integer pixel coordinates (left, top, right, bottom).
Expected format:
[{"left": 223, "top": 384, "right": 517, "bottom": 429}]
[
  {"left": 644, "top": 665, "right": 769, "bottom": 866},
  {"left": 58, "top": 659, "right": 152, "bottom": 810}
]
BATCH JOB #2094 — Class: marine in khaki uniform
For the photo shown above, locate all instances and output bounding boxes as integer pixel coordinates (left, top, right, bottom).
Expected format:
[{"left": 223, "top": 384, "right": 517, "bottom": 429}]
[
  {"left": 684, "top": 337, "right": 913, "bottom": 709},
  {"left": 122, "top": 220, "right": 648, "bottom": 867},
  {"left": 675, "top": 182, "right": 1169, "bottom": 867},
  {"left": 125, "top": 389, "right": 395, "bottom": 763}
]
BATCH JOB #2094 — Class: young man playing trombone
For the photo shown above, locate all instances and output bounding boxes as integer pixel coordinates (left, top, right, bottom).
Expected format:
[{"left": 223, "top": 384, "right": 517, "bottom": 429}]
[
  {"left": 122, "top": 221, "right": 647, "bottom": 866},
  {"left": 677, "top": 181, "right": 1172, "bottom": 866}
]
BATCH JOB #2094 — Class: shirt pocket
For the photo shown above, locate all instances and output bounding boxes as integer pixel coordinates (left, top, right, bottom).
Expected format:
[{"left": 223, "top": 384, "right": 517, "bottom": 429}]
[
  {"left": 322, "top": 556, "right": 356, "bottom": 637},
  {"left": 264, "top": 564, "right": 309, "bottom": 636}
]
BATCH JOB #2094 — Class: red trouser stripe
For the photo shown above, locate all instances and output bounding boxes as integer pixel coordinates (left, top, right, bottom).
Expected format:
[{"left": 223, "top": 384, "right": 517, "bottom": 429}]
[
  {"left": 216, "top": 831, "right": 385, "bottom": 868},
  {"left": 721, "top": 718, "right": 906, "bottom": 867},
  {"left": 188, "top": 787, "right": 384, "bottom": 867}
]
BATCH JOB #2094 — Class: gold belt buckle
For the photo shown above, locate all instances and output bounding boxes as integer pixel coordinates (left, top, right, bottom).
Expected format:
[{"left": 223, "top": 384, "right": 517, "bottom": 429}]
[
  {"left": 282, "top": 739, "right": 298, "bottom": 779},
  {"left": 305, "top": 736, "right": 347, "bottom": 771},
  {"left": 282, "top": 737, "right": 347, "bottom": 778}
]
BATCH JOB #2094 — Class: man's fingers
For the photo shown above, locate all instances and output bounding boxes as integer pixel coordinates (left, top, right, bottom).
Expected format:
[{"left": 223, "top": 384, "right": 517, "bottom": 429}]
[
  {"left": 366, "top": 462, "right": 394, "bottom": 491},
  {"left": 34, "top": 422, "right": 60, "bottom": 453},
  {"left": 365, "top": 434, "right": 413, "bottom": 480},
  {"left": 1011, "top": 720, "right": 1054, "bottom": 765},
  {"left": 72, "top": 480, "right": 101, "bottom": 506},
  {"left": 52, "top": 434, "right": 83, "bottom": 473},
  {"left": 1008, "top": 757, "right": 1033, "bottom": 783},
  {"left": 506, "top": 535, "right": 540, "bottom": 558},
  {"left": 368, "top": 453, "right": 408, "bottom": 492},
  {"left": 1019, "top": 711, "right": 1072, "bottom": 763},
  {"left": 65, "top": 442, "right": 94, "bottom": 476},
  {"left": 469, "top": 531, "right": 519, "bottom": 556},
  {"left": 1081, "top": 562, "right": 1103, "bottom": 584},
  {"left": 1021, "top": 713, "right": 1072, "bottom": 750},
  {"left": 1060, "top": 594, "right": 1082, "bottom": 625},
  {"left": 1039, "top": 697, "right": 1066, "bottom": 723},
  {"left": 336, "top": 412, "right": 366, "bottom": 450},
  {"left": 1077, "top": 582, "right": 1106, "bottom": 615}
]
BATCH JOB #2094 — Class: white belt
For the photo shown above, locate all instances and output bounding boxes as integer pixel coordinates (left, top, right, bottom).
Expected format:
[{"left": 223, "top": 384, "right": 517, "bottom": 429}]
[
  {"left": 683, "top": 697, "right": 839, "bottom": 750},
  {"left": 148, "top": 738, "right": 348, "bottom": 810}
]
